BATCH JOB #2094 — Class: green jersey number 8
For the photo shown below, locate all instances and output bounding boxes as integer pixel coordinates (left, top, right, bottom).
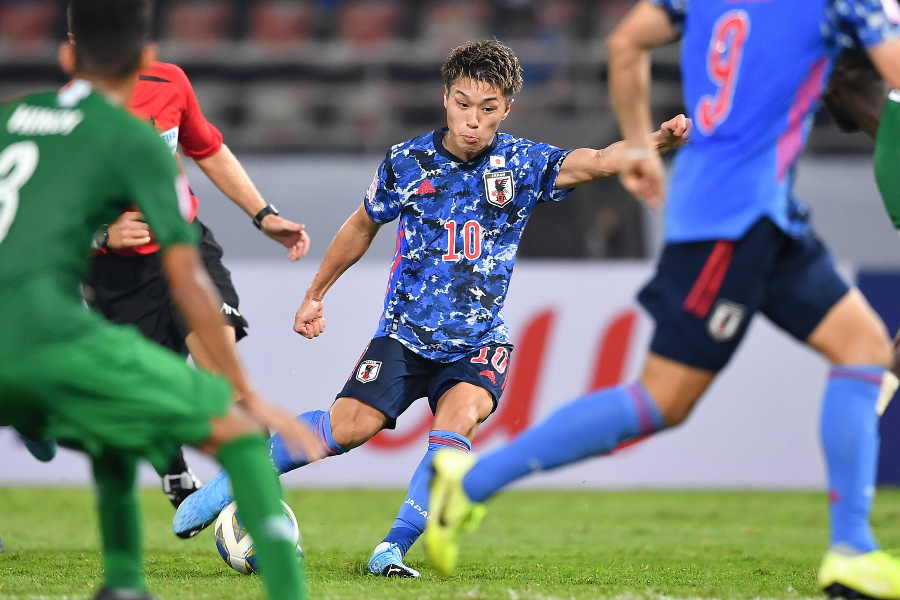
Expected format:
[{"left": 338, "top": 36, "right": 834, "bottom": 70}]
[{"left": 0, "top": 141, "right": 39, "bottom": 244}]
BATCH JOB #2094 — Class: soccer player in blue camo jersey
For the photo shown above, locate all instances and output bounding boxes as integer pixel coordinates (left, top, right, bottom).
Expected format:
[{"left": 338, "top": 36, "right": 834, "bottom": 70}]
[
  {"left": 423, "top": 2, "right": 900, "bottom": 597},
  {"left": 173, "top": 40, "right": 690, "bottom": 577}
]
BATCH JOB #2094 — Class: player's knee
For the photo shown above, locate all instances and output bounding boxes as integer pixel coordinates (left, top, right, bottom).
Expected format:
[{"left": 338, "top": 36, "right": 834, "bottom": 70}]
[
  {"left": 436, "top": 401, "right": 484, "bottom": 433},
  {"left": 433, "top": 385, "right": 493, "bottom": 435},
  {"left": 833, "top": 324, "right": 892, "bottom": 368},
  {"left": 640, "top": 354, "right": 713, "bottom": 427},
  {"left": 329, "top": 401, "right": 385, "bottom": 449}
]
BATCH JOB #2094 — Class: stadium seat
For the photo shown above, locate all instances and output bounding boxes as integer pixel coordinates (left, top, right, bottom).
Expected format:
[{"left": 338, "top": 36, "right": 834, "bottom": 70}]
[
  {"left": 337, "top": 0, "right": 401, "bottom": 50},
  {"left": 249, "top": 1, "right": 318, "bottom": 45},
  {"left": 419, "top": 0, "right": 489, "bottom": 55},
  {"left": 164, "top": 0, "right": 233, "bottom": 55},
  {"left": 0, "top": 0, "right": 57, "bottom": 44}
]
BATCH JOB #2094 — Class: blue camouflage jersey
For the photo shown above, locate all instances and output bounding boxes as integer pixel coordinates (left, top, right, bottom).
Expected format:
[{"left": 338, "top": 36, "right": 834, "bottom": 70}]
[
  {"left": 364, "top": 128, "right": 572, "bottom": 362},
  {"left": 650, "top": 0, "right": 900, "bottom": 242}
]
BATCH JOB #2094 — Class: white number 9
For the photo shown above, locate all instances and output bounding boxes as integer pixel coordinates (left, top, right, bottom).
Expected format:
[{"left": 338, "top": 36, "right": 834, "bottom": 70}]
[{"left": 0, "top": 141, "right": 39, "bottom": 244}]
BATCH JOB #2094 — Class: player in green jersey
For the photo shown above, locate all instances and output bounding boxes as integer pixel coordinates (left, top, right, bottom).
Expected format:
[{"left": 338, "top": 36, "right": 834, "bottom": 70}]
[
  {"left": 0, "top": 1, "right": 320, "bottom": 598},
  {"left": 822, "top": 50, "right": 900, "bottom": 410}
]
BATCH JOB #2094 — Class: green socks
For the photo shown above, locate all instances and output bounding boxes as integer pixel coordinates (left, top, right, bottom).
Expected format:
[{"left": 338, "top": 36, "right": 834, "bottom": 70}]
[
  {"left": 92, "top": 452, "right": 144, "bottom": 593},
  {"left": 217, "top": 434, "right": 305, "bottom": 600}
]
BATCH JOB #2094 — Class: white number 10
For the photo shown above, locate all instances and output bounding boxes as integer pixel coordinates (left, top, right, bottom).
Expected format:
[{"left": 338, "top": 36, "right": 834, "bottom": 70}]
[{"left": 0, "top": 141, "right": 39, "bottom": 244}]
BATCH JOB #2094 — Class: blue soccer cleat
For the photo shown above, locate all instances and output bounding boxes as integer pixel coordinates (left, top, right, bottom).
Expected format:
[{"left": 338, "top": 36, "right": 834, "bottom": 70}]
[
  {"left": 172, "top": 470, "right": 232, "bottom": 539},
  {"left": 367, "top": 542, "right": 420, "bottom": 578}
]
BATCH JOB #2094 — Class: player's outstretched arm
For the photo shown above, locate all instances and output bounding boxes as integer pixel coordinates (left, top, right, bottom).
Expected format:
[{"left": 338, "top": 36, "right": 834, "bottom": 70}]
[
  {"left": 195, "top": 144, "right": 311, "bottom": 261},
  {"left": 607, "top": 0, "right": 679, "bottom": 209},
  {"left": 554, "top": 114, "right": 690, "bottom": 189},
  {"left": 162, "top": 244, "right": 323, "bottom": 458},
  {"left": 293, "top": 202, "right": 381, "bottom": 338}
]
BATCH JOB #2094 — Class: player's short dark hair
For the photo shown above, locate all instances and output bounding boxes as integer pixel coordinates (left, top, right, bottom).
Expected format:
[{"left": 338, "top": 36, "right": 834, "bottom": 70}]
[
  {"left": 68, "top": 0, "right": 152, "bottom": 80},
  {"left": 441, "top": 40, "right": 524, "bottom": 98}
]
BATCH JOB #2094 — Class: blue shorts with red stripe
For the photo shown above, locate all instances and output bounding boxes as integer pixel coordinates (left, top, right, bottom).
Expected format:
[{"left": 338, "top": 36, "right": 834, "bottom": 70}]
[
  {"left": 336, "top": 335, "right": 512, "bottom": 429},
  {"left": 637, "top": 217, "right": 849, "bottom": 371}
]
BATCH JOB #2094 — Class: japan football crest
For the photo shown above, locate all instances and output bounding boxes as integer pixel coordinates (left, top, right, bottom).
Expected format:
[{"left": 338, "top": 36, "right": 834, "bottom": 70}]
[
  {"left": 484, "top": 170, "right": 514, "bottom": 208},
  {"left": 707, "top": 300, "right": 746, "bottom": 341},
  {"left": 355, "top": 360, "right": 382, "bottom": 383}
]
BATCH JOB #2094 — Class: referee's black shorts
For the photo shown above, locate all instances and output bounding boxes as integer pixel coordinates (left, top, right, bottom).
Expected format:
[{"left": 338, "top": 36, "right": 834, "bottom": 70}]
[{"left": 84, "top": 219, "right": 249, "bottom": 356}]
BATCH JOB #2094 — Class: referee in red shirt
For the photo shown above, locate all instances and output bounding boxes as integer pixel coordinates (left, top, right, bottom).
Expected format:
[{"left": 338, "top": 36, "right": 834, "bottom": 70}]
[{"left": 84, "top": 60, "right": 311, "bottom": 510}]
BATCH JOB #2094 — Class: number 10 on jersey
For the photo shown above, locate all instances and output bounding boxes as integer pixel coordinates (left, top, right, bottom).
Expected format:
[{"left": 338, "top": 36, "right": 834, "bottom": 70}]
[{"left": 442, "top": 220, "right": 483, "bottom": 262}]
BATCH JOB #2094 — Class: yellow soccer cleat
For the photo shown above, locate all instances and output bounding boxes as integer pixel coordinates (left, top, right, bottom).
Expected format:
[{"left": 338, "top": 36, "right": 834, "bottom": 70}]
[
  {"left": 819, "top": 550, "right": 900, "bottom": 599},
  {"left": 424, "top": 449, "right": 486, "bottom": 576}
]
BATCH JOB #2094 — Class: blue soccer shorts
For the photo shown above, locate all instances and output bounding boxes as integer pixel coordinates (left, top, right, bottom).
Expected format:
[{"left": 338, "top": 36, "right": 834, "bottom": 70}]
[
  {"left": 336, "top": 336, "right": 512, "bottom": 429},
  {"left": 638, "top": 217, "right": 850, "bottom": 372}
]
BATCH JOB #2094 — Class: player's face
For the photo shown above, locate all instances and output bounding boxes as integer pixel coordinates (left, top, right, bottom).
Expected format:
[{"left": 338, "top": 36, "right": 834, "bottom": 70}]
[{"left": 443, "top": 78, "right": 512, "bottom": 156}]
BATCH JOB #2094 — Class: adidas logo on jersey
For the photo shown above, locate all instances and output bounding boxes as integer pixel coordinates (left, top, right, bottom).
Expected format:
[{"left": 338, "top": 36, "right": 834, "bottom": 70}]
[
  {"left": 7, "top": 105, "right": 83, "bottom": 137},
  {"left": 416, "top": 179, "right": 436, "bottom": 195}
]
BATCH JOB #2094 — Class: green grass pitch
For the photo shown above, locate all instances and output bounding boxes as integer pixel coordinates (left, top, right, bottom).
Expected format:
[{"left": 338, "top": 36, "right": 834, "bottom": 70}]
[{"left": 3, "top": 487, "right": 900, "bottom": 599}]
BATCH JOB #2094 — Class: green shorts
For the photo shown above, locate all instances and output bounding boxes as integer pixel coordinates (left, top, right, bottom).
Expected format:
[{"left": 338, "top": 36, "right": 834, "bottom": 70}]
[{"left": 0, "top": 314, "right": 232, "bottom": 472}]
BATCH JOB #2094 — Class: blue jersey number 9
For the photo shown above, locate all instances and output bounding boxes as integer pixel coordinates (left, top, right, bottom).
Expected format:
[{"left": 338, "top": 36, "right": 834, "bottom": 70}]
[{"left": 697, "top": 10, "right": 750, "bottom": 136}]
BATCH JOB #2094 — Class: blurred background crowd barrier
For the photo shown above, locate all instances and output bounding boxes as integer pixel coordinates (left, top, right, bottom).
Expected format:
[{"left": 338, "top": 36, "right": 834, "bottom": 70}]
[{"left": 0, "top": 0, "right": 876, "bottom": 261}]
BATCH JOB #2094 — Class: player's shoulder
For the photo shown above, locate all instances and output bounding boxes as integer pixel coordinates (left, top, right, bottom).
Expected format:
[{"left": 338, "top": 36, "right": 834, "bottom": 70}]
[
  {"left": 382, "top": 130, "right": 440, "bottom": 174},
  {"left": 0, "top": 90, "right": 55, "bottom": 114},
  {"left": 388, "top": 130, "right": 436, "bottom": 156},
  {"left": 142, "top": 61, "right": 191, "bottom": 85},
  {"left": 823, "top": 0, "right": 900, "bottom": 49},
  {"left": 97, "top": 93, "right": 171, "bottom": 157},
  {"left": 495, "top": 132, "right": 557, "bottom": 155}
]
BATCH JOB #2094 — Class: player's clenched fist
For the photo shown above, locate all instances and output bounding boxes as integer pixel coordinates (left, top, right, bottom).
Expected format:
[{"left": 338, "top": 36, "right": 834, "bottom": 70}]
[
  {"left": 293, "top": 295, "right": 326, "bottom": 338},
  {"left": 657, "top": 114, "right": 691, "bottom": 151},
  {"left": 620, "top": 151, "right": 666, "bottom": 211}
]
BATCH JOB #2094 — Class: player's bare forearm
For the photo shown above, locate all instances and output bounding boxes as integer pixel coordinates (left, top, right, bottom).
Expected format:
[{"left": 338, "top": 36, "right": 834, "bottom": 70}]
[
  {"left": 162, "top": 245, "right": 253, "bottom": 395},
  {"left": 555, "top": 116, "right": 690, "bottom": 188},
  {"left": 195, "top": 144, "right": 267, "bottom": 217},
  {"left": 305, "top": 203, "right": 380, "bottom": 300},
  {"left": 607, "top": 1, "right": 673, "bottom": 149}
]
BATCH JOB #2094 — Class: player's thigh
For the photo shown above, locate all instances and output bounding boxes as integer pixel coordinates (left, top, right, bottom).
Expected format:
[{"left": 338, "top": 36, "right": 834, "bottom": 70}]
[
  {"left": 332, "top": 336, "right": 429, "bottom": 441},
  {"left": 807, "top": 290, "right": 891, "bottom": 367},
  {"left": 759, "top": 229, "right": 890, "bottom": 366},
  {"left": 637, "top": 219, "right": 778, "bottom": 374},
  {"left": 20, "top": 321, "right": 231, "bottom": 472},
  {"left": 429, "top": 343, "right": 512, "bottom": 436}
]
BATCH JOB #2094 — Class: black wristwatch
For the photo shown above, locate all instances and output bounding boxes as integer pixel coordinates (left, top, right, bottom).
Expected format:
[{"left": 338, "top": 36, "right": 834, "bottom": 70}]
[
  {"left": 92, "top": 226, "right": 109, "bottom": 250},
  {"left": 252, "top": 204, "right": 279, "bottom": 229}
]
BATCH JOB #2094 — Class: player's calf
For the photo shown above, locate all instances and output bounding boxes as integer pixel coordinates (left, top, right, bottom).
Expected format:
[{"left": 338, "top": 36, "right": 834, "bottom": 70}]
[{"left": 640, "top": 353, "right": 716, "bottom": 427}]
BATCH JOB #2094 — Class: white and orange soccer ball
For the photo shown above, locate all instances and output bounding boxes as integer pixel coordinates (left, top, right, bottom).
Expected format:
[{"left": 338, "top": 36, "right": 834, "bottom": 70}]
[{"left": 214, "top": 500, "right": 303, "bottom": 575}]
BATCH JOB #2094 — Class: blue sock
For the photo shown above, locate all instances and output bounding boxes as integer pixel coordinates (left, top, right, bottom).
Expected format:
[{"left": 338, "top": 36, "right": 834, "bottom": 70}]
[
  {"left": 269, "top": 410, "right": 346, "bottom": 473},
  {"left": 383, "top": 430, "right": 472, "bottom": 556},
  {"left": 821, "top": 365, "right": 884, "bottom": 554},
  {"left": 463, "top": 383, "right": 665, "bottom": 503}
]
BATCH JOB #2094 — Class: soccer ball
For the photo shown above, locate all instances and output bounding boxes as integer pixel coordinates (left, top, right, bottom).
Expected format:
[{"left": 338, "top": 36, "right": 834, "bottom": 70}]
[{"left": 214, "top": 500, "right": 303, "bottom": 575}]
